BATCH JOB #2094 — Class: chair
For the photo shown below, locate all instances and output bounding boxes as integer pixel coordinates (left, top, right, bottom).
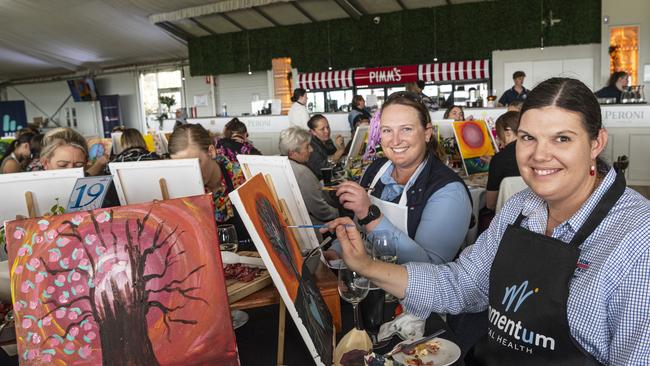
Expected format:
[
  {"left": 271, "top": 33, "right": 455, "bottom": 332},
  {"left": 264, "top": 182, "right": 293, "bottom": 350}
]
[
  {"left": 613, "top": 155, "right": 629, "bottom": 175},
  {"left": 495, "top": 176, "right": 528, "bottom": 213}
]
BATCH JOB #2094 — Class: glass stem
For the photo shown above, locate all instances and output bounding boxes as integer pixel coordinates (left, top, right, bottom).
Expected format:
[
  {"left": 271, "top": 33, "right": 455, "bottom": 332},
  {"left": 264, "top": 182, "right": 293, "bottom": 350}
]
[{"left": 353, "top": 302, "right": 362, "bottom": 330}]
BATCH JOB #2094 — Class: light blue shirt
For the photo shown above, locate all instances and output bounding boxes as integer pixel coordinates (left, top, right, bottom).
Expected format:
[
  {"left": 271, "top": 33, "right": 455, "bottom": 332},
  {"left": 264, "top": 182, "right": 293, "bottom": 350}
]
[
  {"left": 402, "top": 168, "right": 650, "bottom": 364},
  {"left": 331, "top": 162, "right": 472, "bottom": 265},
  {"left": 370, "top": 164, "right": 472, "bottom": 264}
]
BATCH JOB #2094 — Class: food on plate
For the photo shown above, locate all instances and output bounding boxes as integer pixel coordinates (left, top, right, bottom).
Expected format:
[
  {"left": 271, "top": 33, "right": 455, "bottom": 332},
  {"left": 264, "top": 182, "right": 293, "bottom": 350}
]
[
  {"left": 405, "top": 356, "right": 434, "bottom": 366},
  {"left": 224, "top": 263, "right": 262, "bottom": 282},
  {"left": 402, "top": 340, "right": 441, "bottom": 357}
]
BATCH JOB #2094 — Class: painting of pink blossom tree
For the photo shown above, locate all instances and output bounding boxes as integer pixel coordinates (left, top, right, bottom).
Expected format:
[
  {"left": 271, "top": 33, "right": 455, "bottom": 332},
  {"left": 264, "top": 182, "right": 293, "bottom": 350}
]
[{"left": 6, "top": 194, "right": 239, "bottom": 365}]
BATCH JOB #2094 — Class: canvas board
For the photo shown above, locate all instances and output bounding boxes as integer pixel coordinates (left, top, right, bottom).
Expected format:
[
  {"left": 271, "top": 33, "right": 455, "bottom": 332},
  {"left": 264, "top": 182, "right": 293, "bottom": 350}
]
[
  {"left": 0, "top": 169, "right": 84, "bottom": 223},
  {"left": 109, "top": 159, "right": 204, "bottom": 205},
  {"left": 110, "top": 132, "right": 123, "bottom": 155},
  {"left": 236, "top": 155, "right": 319, "bottom": 251},
  {"left": 5, "top": 194, "right": 239, "bottom": 365},
  {"left": 344, "top": 125, "right": 369, "bottom": 168},
  {"left": 452, "top": 120, "right": 495, "bottom": 175},
  {"left": 229, "top": 174, "right": 333, "bottom": 366},
  {"left": 85, "top": 137, "right": 112, "bottom": 162}
]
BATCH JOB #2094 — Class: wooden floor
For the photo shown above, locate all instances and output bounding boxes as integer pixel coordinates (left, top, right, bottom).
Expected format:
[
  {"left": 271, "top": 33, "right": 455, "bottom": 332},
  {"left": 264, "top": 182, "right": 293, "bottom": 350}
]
[{"left": 630, "top": 185, "right": 650, "bottom": 200}]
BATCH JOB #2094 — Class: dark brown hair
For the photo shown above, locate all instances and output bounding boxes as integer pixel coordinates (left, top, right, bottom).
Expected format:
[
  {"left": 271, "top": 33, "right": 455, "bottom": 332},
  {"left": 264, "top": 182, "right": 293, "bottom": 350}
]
[
  {"left": 291, "top": 88, "right": 306, "bottom": 103},
  {"left": 120, "top": 128, "right": 147, "bottom": 150},
  {"left": 307, "top": 114, "right": 327, "bottom": 130},
  {"left": 351, "top": 95, "right": 364, "bottom": 109},
  {"left": 607, "top": 71, "right": 628, "bottom": 87},
  {"left": 382, "top": 92, "right": 443, "bottom": 160},
  {"left": 223, "top": 118, "right": 247, "bottom": 139},
  {"left": 520, "top": 77, "right": 608, "bottom": 173},
  {"left": 168, "top": 124, "right": 213, "bottom": 154},
  {"left": 513, "top": 71, "right": 526, "bottom": 79},
  {"left": 443, "top": 105, "right": 464, "bottom": 120},
  {"left": 495, "top": 111, "right": 520, "bottom": 142}
]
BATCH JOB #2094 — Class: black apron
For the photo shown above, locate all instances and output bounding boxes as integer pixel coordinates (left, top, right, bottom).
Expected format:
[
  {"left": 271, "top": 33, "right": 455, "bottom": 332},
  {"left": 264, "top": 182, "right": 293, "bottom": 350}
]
[{"left": 474, "top": 172, "right": 625, "bottom": 365}]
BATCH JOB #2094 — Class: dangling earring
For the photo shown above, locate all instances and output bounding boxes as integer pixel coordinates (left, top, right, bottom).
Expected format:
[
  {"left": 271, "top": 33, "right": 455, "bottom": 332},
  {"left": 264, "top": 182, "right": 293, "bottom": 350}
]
[{"left": 589, "top": 165, "right": 596, "bottom": 176}]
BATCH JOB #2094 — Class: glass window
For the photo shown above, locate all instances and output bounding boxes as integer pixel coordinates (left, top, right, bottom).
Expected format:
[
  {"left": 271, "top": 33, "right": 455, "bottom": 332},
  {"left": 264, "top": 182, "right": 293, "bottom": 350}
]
[
  {"left": 326, "top": 89, "right": 354, "bottom": 112},
  {"left": 356, "top": 87, "right": 385, "bottom": 108},
  {"left": 306, "top": 91, "right": 325, "bottom": 113},
  {"left": 140, "top": 69, "right": 184, "bottom": 129}
]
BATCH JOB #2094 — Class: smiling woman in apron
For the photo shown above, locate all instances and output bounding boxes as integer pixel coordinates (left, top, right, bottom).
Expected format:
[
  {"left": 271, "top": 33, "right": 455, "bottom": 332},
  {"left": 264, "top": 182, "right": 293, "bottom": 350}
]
[
  {"left": 325, "top": 92, "right": 472, "bottom": 265},
  {"left": 324, "top": 78, "right": 650, "bottom": 365}
]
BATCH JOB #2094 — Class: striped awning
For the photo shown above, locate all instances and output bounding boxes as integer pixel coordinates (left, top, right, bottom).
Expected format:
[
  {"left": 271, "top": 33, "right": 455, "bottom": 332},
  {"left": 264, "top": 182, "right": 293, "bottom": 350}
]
[
  {"left": 297, "top": 70, "right": 354, "bottom": 90},
  {"left": 418, "top": 60, "right": 490, "bottom": 82}
]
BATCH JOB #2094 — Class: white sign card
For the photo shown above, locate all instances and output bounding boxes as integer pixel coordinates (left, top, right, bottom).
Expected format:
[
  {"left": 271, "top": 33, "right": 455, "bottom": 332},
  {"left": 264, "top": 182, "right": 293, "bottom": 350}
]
[
  {"left": 0, "top": 169, "right": 84, "bottom": 223},
  {"left": 65, "top": 176, "right": 113, "bottom": 213},
  {"left": 344, "top": 125, "right": 369, "bottom": 168},
  {"left": 109, "top": 159, "right": 204, "bottom": 205},
  {"left": 236, "top": 155, "right": 319, "bottom": 251}
]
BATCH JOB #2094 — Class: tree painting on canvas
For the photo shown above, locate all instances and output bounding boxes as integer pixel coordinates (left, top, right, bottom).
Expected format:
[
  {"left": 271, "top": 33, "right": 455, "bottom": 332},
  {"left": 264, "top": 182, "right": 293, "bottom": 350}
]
[
  {"left": 230, "top": 174, "right": 333, "bottom": 366},
  {"left": 6, "top": 194, "right": 239, "bottom": 366}
]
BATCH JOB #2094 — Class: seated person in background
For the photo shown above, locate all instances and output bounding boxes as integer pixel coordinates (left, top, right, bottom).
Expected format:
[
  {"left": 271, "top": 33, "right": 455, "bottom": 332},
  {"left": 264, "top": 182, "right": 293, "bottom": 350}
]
[
  {"left": 506, "top": 100, "right": 524, "bottom": 112},
  {"left": 326, "top": 92, "right": 472, "bottom": 265},
  {"left": 307, "top": 114, "right": 345, "bottom": 179},
  {"left": 217, "top": 118, "right": 262, "bottom": 159},
  {"left": 1, "top": 131, "right": 35, "bottom": 174},
  {"left": 103, "top": 128, "right": 160, "bottom": 174},
  {"left": 595, "top": 71, "right": 629, "bottom": 103},
  {"left": 498, "top": 70, "right": 530, "bottom": 106},
  {"left": 40, "top": 128, "right": 106, "bottom": 176},
  {"left": 168, "top": 124, "right": 234, "bottom": 223},
  {"left": 443, "top": 105, "right": 469, "bottom": 121},
  {"left": 485, "top": 111, "right": 521, "bottom": 210},
  {"left": 347, "top": 95, "right": 371, "bottom": 133},
  {"left": 280, "top": 127, "right": 339, "bottom": 229},
  {"left": 26, "top": 133, "right": 44, "bottom": 171}
]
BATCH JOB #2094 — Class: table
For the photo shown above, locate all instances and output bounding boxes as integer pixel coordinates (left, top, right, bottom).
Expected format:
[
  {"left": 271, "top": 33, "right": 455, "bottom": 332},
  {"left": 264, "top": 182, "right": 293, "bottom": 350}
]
[{"left": 231, "top": 260, "right": 341, "bottom": 365}]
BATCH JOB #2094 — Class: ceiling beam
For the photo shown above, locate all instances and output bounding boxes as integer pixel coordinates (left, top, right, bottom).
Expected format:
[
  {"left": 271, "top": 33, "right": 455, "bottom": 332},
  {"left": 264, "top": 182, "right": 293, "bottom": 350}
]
[
  {"left": 333, "top": 0, "right": 362, "bottom": 20},
  {"left": 346, "top": 0, "right": 368, "bottom": 15},
  {"left": 252, "top": 7, "right": 281, "bottom": 27},
  {"left": 0, "top": 44, "right": 79, "bottom": 71},
  {"left": 220, "top": 13, "right": 246, "bottom": 31},
  {"left": 155, "top": 22, "right": 191, "bottom": 45},
  {"left": 189, "top": 18, "right": 218, "bottom": 35},
  {"left": 148, "top": 0, "right": 292, "bottom": 23},
  {"left": 291, "top": 2, "right": 317, "bottom": 23},
  {"left": 394, "top": 0, "right": 408, "bottom": 10}
]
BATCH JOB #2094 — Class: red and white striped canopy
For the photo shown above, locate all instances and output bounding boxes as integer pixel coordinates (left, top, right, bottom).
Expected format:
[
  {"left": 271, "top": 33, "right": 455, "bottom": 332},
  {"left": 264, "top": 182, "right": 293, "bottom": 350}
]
[
  {"left": 418, "top": 60, "right": 490, "bottom": 82},
  {"left": 297, "top": 70, "right": 354, "bottom": 90}
]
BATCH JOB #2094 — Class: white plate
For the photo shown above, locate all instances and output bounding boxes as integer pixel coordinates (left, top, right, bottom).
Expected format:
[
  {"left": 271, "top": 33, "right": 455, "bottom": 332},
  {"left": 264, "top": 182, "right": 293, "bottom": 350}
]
[
  {"left": 231, "top": 309, "right": 249, "bottom": 330},
  {"left": 391, "top": 337, "right": 461, "bottom": 366}
]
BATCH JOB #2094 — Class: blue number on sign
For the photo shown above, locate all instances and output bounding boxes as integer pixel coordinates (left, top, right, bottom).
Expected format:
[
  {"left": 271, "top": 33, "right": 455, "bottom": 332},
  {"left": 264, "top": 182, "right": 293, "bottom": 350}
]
[{"left": 71, "top": 183, "right": 105, "bottom": 209}]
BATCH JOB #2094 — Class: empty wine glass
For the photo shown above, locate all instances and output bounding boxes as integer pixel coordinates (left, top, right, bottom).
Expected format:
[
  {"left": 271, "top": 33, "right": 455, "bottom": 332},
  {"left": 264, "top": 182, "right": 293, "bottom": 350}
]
[
  {"left": 371, "top": 231, "right": 397, "bottom": 264},
  {"left": 338, "top": 263, "right": 370, "bottom": 330},
  {"left": 218, "top": 224, "right": 238, "bottom": 252}
]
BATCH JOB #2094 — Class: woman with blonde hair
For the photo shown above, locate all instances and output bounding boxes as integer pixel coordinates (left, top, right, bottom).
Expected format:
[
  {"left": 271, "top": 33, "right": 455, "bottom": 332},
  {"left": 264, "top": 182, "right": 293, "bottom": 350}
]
[{"left": 40, "top": 128, "right": 107, "bottom": 176}]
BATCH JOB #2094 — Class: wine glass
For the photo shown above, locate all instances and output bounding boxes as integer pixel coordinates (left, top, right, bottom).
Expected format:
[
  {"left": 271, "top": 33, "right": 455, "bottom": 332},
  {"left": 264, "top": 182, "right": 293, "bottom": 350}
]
[
  {"left": 218, "top": 224, "right": 238, "bottom": 252},
  {"left": 338, "top": 263, "right": 370, "bottom": 330},
  {"left": 371, "top": 231, "right": 397, "bottom": 264}
]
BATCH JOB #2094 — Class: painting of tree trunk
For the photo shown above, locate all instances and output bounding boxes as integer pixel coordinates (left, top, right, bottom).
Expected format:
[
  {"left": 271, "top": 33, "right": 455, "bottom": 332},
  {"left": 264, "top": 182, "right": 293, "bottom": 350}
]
[{"left": 6, "top": 194, "right": 239, "bottom": 365}]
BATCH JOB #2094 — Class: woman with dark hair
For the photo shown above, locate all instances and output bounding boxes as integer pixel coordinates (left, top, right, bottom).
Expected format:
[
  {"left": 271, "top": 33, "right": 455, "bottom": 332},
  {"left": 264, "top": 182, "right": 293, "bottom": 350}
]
[
  {"left": 0, "top": 132, "right": 34, "bottom": 173},
  {"left": 288, "top": 88, "right": 310, "bottom": 129},
  {"left": 347, "top": 95, "right": 371, "bottom": 132},
  {"left": 326, "top": 78, "right": 650, "bottom": 365},
  {"left": 443, "top": 105, "right": 466, "bottom": 121},
  {"left": 325, "top": 92, "right": 472, "bottom": 265},
  {"left": 306, "top": 114, "right": 345, "bottom": 179},
  {"left": 217, "top": 118, "right": 262, "bottom": 159},
  {"left": 595, "top": 71, "right": 629, "bottom": 103},
  {"left": 25, "top": 133, "right": 44, "bottom": 171}
]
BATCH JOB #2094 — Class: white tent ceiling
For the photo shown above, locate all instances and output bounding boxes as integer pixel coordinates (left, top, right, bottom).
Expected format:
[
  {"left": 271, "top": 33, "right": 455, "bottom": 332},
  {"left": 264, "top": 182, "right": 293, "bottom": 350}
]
[{"left": 0, "top": 0, "right": 484, "bottom": 83}]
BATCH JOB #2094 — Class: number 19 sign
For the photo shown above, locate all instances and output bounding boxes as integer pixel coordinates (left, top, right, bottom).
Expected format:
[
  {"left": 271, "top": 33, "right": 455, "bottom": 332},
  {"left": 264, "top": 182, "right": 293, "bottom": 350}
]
[{"left": 66, "top": 176, "right": 112, "bottom": 212}]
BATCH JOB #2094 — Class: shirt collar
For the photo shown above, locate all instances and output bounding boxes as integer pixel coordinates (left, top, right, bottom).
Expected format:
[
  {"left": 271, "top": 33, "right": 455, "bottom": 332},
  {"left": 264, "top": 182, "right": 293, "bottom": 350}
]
[{"left": 521, "top": 168, "right": 618, "bottom": 233}]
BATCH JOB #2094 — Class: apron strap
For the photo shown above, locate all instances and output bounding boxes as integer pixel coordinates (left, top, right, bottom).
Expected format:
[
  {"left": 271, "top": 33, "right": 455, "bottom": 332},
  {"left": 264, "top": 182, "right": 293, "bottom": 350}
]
[
  {"left": 568, "top": 171, "right": 626, "bottom": 246},
  {"left": 513, "top": 212, "right": 526, "bottom": 227}
]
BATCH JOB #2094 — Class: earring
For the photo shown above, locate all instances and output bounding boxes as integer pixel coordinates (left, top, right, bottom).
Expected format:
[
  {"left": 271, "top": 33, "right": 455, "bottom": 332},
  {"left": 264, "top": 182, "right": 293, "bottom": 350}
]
[{"left": 589, "top": 165, "right": 596, "bottom": 176}]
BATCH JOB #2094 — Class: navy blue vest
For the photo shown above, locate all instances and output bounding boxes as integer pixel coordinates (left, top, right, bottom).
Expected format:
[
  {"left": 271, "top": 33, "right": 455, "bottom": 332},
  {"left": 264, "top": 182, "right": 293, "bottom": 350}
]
[{"left": 359, "top": 152, "right": 472, "bottom": 239}]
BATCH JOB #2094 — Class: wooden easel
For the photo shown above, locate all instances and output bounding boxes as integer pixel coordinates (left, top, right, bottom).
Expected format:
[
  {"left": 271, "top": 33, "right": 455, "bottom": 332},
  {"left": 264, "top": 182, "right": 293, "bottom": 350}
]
[
  {"left": 24, "top": 191, "right": 36, "bottom": 218},
  {"left": 159, "top": 178, "right": 170, "bottom": 200}
]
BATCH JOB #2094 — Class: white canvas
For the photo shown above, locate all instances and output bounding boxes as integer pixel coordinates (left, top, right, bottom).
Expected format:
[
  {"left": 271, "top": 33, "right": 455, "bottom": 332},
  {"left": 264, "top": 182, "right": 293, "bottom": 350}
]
[
  {"left": 236, "top": 155, "right": 319, "bottom": 251},
  {"left": 109, "top": 159, "right": 204, "bottom": 205},
  {"left": 344, "top": 125, "right": 369, "bottom": 168},
  {"left": 0, "top": 168, "right": 84, "bottom": 223}
]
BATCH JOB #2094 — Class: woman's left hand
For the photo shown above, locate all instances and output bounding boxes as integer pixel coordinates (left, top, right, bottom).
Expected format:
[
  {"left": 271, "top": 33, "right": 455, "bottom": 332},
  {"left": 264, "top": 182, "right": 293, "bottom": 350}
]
[{"left": 336, "top": 181, "right": 371, "bottom": 218}]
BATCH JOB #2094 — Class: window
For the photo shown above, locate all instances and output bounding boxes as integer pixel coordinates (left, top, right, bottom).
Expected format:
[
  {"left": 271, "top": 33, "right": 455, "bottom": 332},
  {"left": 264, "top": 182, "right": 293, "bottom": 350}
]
[{"left": 140, "top": 69, "right": 184, "bottom": 128}]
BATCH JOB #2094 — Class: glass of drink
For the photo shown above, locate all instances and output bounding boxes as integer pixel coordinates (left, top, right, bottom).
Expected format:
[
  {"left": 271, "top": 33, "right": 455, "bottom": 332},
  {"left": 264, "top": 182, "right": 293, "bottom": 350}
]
[
  {"left": 338, "top": 263, "right": 370, "bottom": 330},
  {"left": 218, "top": 224, "right": 238, "bottom": 252},
  {"left": 371, "top": 231, "right": 397, "bottom": 264}
]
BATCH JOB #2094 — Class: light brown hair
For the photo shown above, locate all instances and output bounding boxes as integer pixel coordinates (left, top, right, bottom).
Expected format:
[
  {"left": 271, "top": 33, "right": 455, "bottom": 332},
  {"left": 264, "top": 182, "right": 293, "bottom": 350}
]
[
  {"left": 40, "top": 128, "right": 88, "bottom": 161},
  {"left": 168, "top": 124, "right": 213, "bottom": 154},
  {"left": 120, "top": 128, "right": 147, "bottom": 150}
]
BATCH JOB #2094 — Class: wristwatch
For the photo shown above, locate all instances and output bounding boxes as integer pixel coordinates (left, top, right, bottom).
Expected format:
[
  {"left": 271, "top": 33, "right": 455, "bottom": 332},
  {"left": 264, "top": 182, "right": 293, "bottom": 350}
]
[{"left": 358, "top": 204, "right": 381, "bottom": 226}]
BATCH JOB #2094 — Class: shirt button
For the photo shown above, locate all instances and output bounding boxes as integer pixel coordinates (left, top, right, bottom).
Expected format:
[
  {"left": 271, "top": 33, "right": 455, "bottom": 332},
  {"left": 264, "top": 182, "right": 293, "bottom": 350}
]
[
  {"left": 418, "top": 188, "right": 422, "bottom": 192},
  {"left": 410, "top": 207, "right": 414, "bottom": 210},
  {"left": 410, "top": 190, "right": 415, "bottom": 194}
]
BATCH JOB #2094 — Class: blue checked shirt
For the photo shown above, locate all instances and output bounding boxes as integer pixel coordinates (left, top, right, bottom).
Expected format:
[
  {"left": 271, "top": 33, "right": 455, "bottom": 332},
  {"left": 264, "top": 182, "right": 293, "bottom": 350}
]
[{"left": 403, "top": 168, "right": 650, "bottom": 365}]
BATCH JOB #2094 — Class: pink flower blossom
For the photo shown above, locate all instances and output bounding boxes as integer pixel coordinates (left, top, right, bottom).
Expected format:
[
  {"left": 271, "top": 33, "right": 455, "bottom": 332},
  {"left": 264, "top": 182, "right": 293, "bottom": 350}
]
[
  {"left": 38, "top": 220, "right": 49, "bottom": 231},
  {"left": 20, "top": 282, "right": 32, "bottom": 293},
  {"left": 13, "top": 229, "right": 25, "bottom": 240},
  {"left": 49, "top": 251, "right": 60, "bottom": 262},
  {"left": 14, "top": 265, "right": 23, "bottom": 274},
  {"left": 85, "top": 331, "right": 96, "bottom": 340},
  {"left": 46, "top": 229, "right": 57, "bottom": 241},
  {"left": 55, "top": 309, "right": 66, "bottom": 319},
  {"left": 17, "top": 247, "right": 27, "bottom": 257},
  {"left": 42, "top": 316, "right": 52, "bottom": 326},
  {"left": 71, "top": 272, "right": 82, "bottom": 281},
  {"left": 32, "top": 334, "right": 41, "bottom": 344},
  {"left": 35, "top": 235, "right": 44, "bottom": 244},
  {"left": 83, "top": 322, "right": 93, "bottom": 331},
  {"left": 68, "top": 311, "right": 78, "bottom": 320},
  {"left": 56, "top": 274, "right": 66, "bottom": 283},
  {"left": 79, "top": 258, "right": 90, "bottom": 267},
  {"left": 46, "top": 286, "right": 55, "bottom": 294},
  {"left": 58, "top": 294, "right": 68, "bottom": 304},
  {"left": 29, "top": 300, "right": 38, "bottom": 309},
  {"left": 41, "top": 354, "right": 52, "bottom": 362},
  {"left": 26, "top": 349, "right": 38, "bottom": 360},
  {"left": 28, "top": 258, "right": 40, "bottom": 269},
  {"left": 69, "top": 326, "right": 79, "bottom": 337},
  {"left": 79, "top": 344, "right": 92, "bottom": 359},
  {"left": 21, "top": 318, "right": 32, "bottom": 329},
  {"left": 34, "top": 273, "right": 45, "bottom": 284},
  {"left": 76, "top": 285, "right": 85, "bottom": 294}
]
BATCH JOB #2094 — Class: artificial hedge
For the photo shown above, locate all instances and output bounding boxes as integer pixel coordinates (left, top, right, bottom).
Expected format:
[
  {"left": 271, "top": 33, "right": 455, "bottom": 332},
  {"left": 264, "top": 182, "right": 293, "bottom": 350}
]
[{"left": 188, "top": 0, "right": 600, "bottom": 76}]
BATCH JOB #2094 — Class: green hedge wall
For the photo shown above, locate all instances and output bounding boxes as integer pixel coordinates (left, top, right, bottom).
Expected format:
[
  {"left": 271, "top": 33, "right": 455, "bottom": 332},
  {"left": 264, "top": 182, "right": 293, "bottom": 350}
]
[{"left": 188, "top": 0, "right": 600, "bottom": 76}]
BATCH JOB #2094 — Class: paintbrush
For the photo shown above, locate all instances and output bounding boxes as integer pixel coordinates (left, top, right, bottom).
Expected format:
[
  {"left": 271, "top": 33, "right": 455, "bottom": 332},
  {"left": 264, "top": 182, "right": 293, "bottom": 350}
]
[
  {"left": 321, "top": 186, "right": 374, "bottom": 192},
  {"left": 285, "top": 224, "right": 354, "bottom": 229}
]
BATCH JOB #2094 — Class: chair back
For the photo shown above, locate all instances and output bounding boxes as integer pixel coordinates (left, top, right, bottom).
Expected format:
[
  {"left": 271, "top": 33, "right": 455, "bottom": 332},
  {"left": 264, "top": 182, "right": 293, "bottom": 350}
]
[{"left": 496, "top": 176, "right": 528, "bottom": 213}]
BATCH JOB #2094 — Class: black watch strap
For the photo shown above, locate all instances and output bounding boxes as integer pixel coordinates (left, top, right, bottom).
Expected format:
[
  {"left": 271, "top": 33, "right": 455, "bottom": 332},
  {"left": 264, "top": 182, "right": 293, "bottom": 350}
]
[{"left": 358, "top": 204, "right": 380, "bottom": 225}]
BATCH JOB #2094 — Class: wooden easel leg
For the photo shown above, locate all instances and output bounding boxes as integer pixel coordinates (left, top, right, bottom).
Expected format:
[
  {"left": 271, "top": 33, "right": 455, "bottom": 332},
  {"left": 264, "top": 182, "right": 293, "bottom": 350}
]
[{"left": 277, "top": 299, "right": 286, "bottom": 366}]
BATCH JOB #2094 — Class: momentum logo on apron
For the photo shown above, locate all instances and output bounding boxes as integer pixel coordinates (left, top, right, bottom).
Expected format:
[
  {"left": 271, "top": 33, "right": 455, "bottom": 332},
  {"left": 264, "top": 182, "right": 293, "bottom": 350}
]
[{"left": 487, "top": 280, "right": 556, "bottom": 354}]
